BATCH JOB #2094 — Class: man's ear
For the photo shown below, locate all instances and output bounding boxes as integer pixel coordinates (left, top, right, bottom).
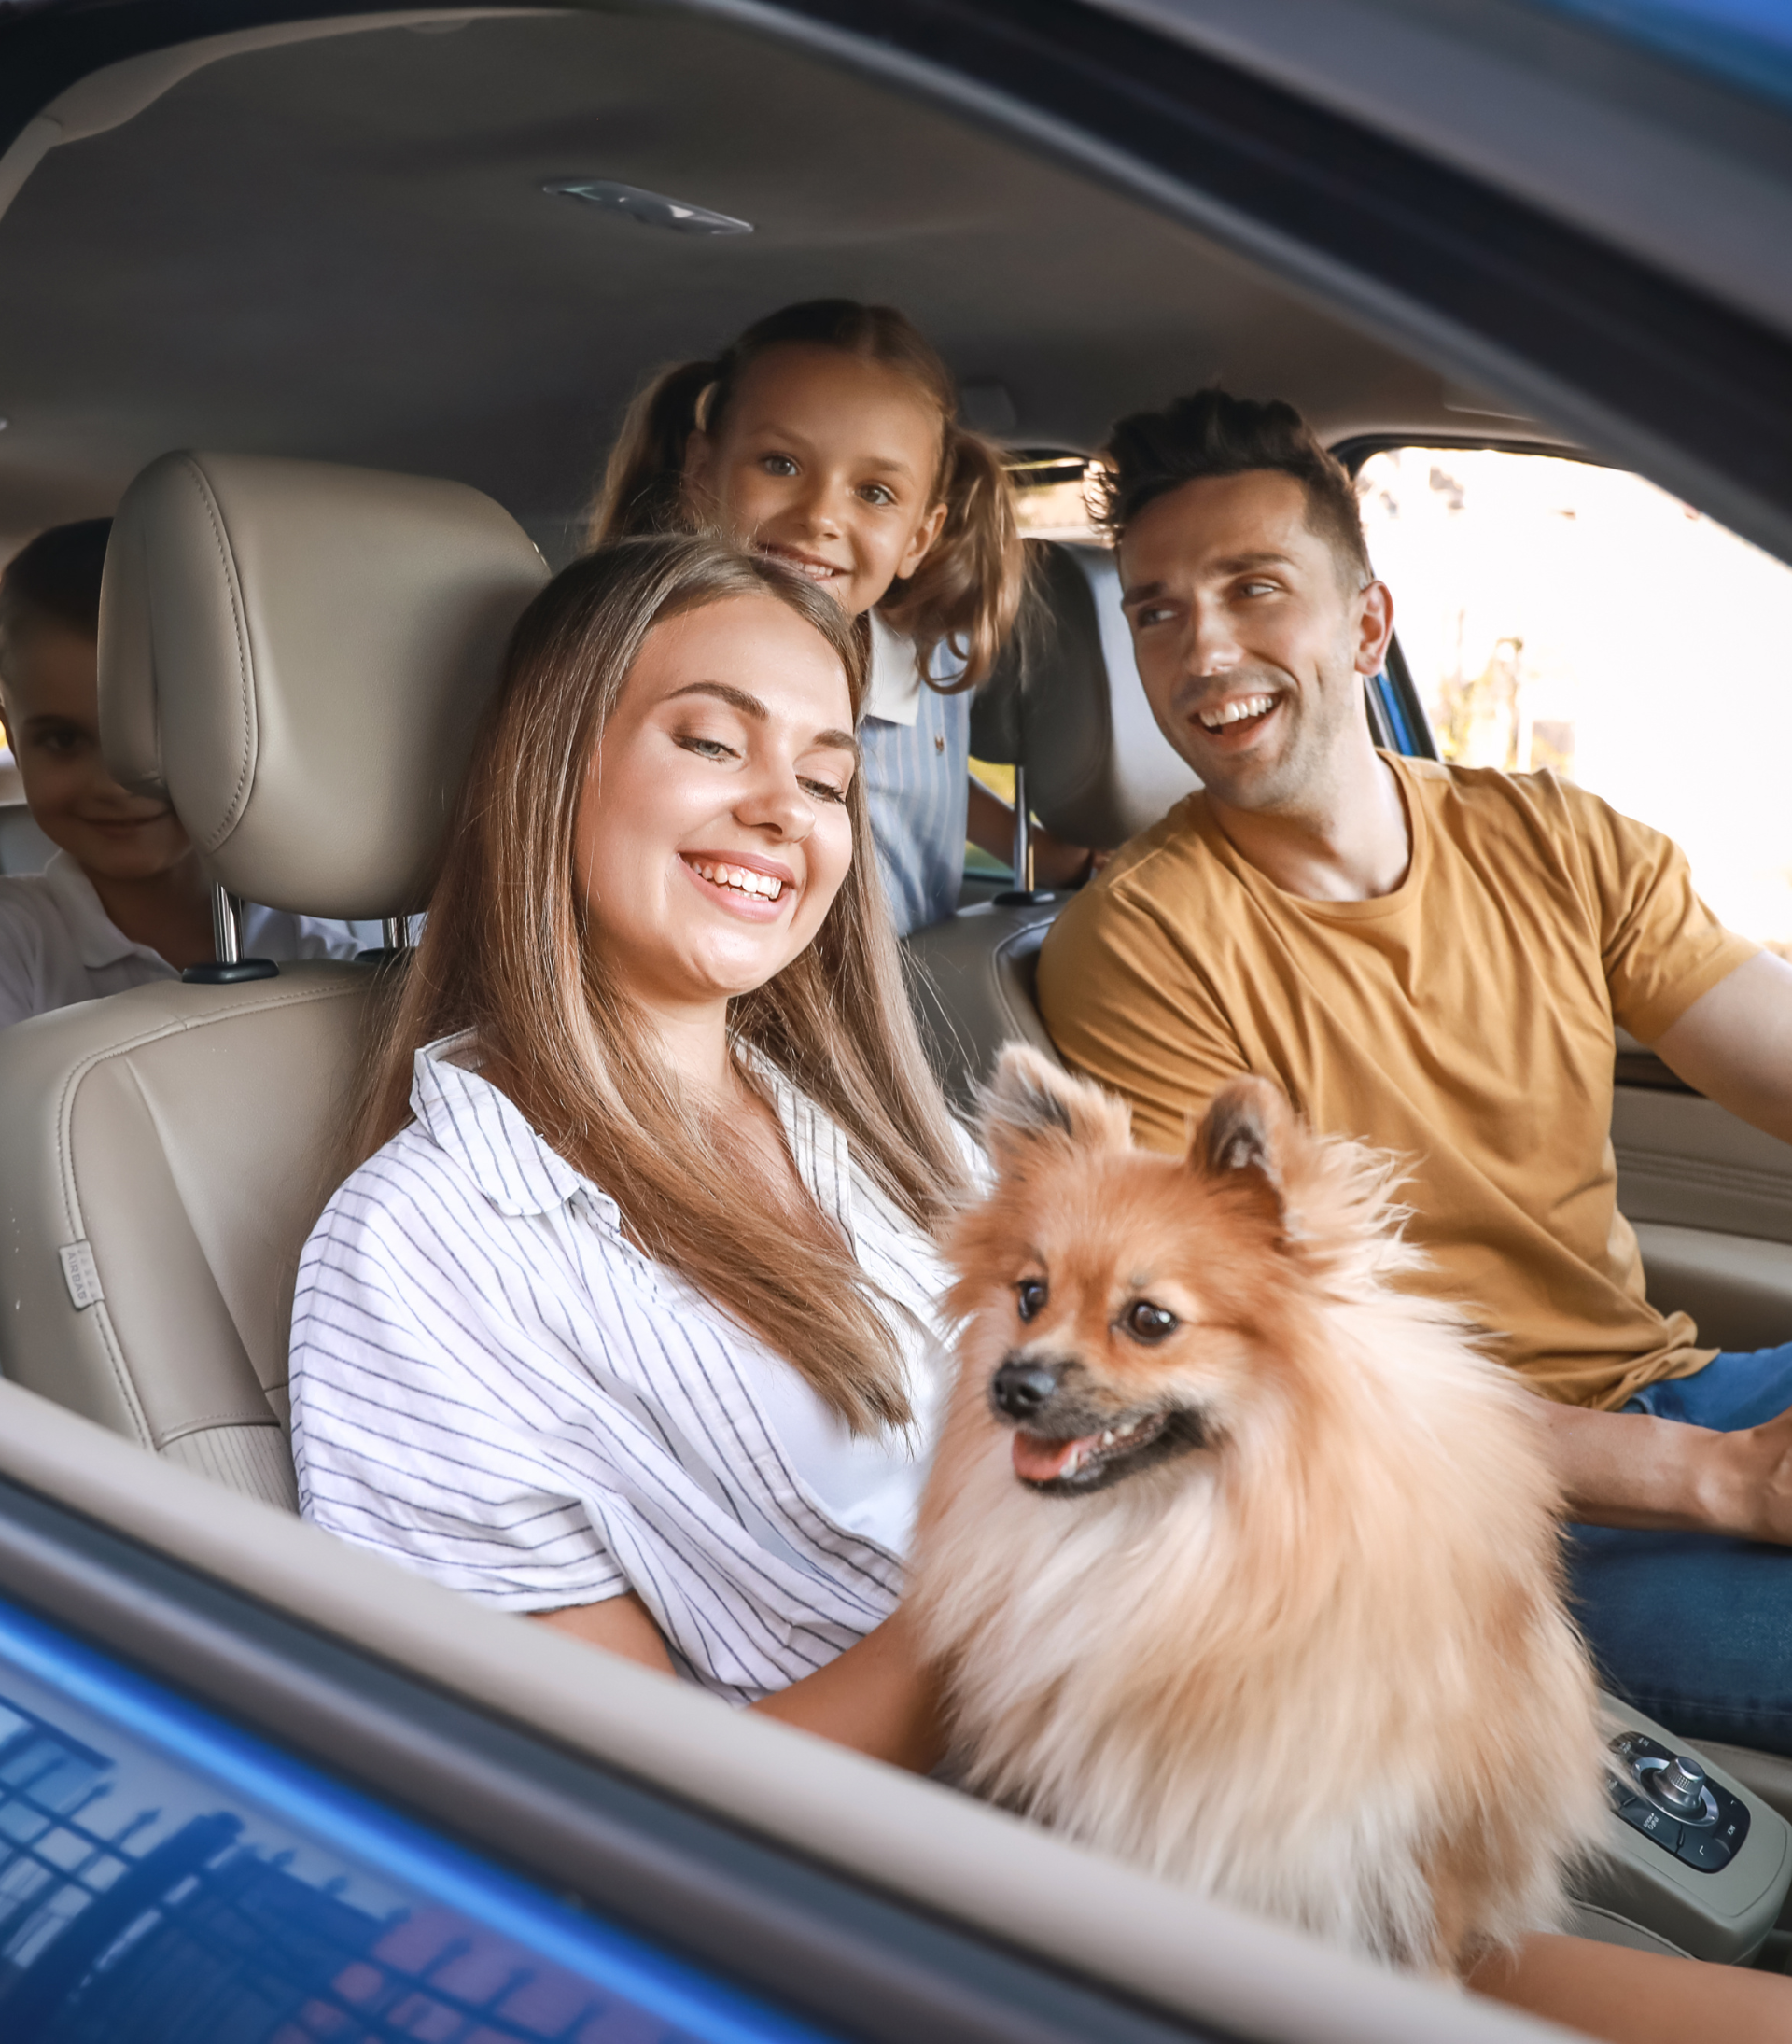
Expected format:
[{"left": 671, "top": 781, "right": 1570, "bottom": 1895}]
[
  {"left": 980, "top": 1045, "right": 1130, "bottom": 1174},
  {"left": 1191, "top": 1076, "right": 1295, "bottom": 1229}
]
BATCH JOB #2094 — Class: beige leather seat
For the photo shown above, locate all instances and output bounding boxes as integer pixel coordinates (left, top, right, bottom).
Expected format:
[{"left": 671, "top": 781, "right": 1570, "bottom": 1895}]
[
  {"left": 0, "top": 451, "right": 547, "bottom": 1506},
  {"left": 904, "top": 540, "right": 1197, "bottom": 1107}
]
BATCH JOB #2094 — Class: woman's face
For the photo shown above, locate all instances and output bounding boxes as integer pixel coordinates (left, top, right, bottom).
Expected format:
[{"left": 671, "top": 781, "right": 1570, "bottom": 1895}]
[
  {"left": 573, "top": 592, "right": 858, "bottom": 1021},
  {"left": 683, "top": 344, "right": 948, "bottom": 621}
]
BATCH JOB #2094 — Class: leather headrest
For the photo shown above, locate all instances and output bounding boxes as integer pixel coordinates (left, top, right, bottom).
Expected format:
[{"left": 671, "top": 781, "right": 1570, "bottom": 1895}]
[
  {"left": 972, "top": 542, "right": 1197, "bottom": 852},
  {"left": 99, "top": 451, "right": 550, "bottom": 919}
]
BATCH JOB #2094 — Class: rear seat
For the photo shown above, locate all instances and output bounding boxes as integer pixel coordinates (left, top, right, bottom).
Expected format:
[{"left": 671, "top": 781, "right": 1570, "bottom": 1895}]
[
  {"left": 904, "top": 540, "right": 1197, "bottom": 1108},
  {"left": 0, "top": 452, "right": 546, "bottom": 1505}
]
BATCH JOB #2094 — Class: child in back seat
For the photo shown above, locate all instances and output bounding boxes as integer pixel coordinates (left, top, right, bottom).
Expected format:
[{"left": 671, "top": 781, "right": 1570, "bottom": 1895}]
[
  {"left": 0, "top": 520, "right": 365, "bottom": 1029},
  {"left": 588, "top": 299, "right": 1093, "bottom": 936}
]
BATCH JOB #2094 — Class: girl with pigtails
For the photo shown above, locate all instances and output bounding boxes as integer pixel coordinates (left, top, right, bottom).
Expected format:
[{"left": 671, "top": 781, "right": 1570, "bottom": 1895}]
[{"left": 587, "top": 299, "right": 1093, "bottom": 935}]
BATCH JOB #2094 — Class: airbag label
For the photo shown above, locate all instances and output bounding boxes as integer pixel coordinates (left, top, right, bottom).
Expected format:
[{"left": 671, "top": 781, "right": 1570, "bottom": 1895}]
[{"left": 59, "top": 1241, "right": 104, "bottom": 1311}]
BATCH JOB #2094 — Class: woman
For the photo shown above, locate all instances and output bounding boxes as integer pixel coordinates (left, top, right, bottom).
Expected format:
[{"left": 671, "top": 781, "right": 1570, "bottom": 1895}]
[{"left": 288, "top": 533, "right": 1791, "bottom": 2039}]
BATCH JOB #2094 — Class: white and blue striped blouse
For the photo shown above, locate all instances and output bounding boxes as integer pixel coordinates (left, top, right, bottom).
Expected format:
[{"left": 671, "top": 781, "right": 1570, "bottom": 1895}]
[
  {"left": 288, "top": 1033, "right": 956, "bottom": 1705},
  {"left": 860, "top": 615, "right": 971, "bottom": 939}
]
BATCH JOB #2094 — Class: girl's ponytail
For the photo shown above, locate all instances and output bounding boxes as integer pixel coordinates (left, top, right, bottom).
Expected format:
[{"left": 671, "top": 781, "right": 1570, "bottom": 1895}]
[
  {"left": 586, "top": 357, "right": 720, "bottom": 546},
  {"left": 879, "top": 423, "right": 1026, "bottom": 692}
]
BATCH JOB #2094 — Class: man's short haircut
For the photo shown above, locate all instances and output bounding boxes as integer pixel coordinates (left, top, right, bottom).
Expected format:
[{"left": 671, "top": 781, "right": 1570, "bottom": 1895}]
[
  {"left": 1098, "top": 390, "right": 1370, "bottom": 587},
  {"left": 0, "top": 520, "right": 113, "bottom": 666}
]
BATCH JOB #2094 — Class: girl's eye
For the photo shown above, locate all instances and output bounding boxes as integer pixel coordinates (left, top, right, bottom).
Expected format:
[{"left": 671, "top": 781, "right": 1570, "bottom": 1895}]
[
  {"left": 759, "top": 454, "right": 799, "bottom": 477},
  {"left": 858, "top": 483, "right": 896, "bottom": 508},
  {"left": 1124, "top": 1300, "right": 1179, "bottom": 1343},
  {"left": 1016, "top": 1279, "right": 1047, "bottom": 1323}
]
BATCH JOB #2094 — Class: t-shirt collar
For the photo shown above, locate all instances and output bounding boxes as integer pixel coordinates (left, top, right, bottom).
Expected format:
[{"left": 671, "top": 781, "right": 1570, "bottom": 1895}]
[{"left": 40, "top": 850, "right": 172, "bottom": 972}]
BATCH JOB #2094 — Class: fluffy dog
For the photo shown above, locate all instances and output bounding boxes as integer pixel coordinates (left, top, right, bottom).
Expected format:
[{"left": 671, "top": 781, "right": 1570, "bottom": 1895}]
[{"left": 909, "top": 1047, "right": 1605, "bottom": 1976}]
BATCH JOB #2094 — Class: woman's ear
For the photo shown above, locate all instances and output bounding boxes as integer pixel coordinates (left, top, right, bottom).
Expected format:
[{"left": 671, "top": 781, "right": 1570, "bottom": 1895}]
[{"left": 896, "top": 497, "right": 949, "bottom": 581}]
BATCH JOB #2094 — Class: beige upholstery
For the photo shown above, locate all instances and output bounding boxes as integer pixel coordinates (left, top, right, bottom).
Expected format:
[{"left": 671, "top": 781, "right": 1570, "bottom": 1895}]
[
  {"left": 0, "top": 970, "right": 367, "bottom": 1507},
  {"left": 100, "top": 450, "right": 547, "bottom": 917},
  {"left": 0, "top": 454, "right": 548, "bottom": 1504},
  {"left": 909, "top": 542, "right": 1196, "bottom": 1104}
]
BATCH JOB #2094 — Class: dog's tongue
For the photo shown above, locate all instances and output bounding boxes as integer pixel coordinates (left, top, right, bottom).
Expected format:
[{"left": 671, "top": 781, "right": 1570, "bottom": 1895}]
[{"left": 1012, "top": 1430, "right": 1098, "bottom": 1484}]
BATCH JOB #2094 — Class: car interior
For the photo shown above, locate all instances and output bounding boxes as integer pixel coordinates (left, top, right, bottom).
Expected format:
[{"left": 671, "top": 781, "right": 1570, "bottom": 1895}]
[{"left": 5, "top": 1, "right": 1792, "bottom": 2013}]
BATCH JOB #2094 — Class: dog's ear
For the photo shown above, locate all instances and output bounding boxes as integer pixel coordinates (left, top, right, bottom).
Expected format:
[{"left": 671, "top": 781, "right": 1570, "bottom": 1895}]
[
  {"left": 1191, "top": 1076, "right": 1295, "bottom": 1229},
  {"left": 980, "top": 1045, "right": 1131, "bottom": 1173}
]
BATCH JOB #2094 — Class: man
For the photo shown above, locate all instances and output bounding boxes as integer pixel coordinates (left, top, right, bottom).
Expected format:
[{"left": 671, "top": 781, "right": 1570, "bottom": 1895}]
[{"left": 1037, "top": 389, "right": 1792, "bottom": 1753}]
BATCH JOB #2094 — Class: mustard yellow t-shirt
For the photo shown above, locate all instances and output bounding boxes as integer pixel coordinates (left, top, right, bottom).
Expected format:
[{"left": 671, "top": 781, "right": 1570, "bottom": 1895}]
[{"left": 1036, "top": 755, "right": 1757, "bottom": 1409}]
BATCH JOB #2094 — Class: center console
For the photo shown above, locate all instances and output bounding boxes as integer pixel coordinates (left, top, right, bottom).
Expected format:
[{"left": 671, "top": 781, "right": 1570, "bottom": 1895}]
[{"left": 1572, "top": 1697, "right": 1792, "bottom": 1963}]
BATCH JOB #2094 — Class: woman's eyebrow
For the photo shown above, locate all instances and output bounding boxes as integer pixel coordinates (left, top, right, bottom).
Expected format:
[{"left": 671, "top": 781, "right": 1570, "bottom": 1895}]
[
  {"left": 666, "top": 680, "right": 766, "bottom": 719},
  {"left": 665, "top": 682, "right": 859, "bottom": 762}
]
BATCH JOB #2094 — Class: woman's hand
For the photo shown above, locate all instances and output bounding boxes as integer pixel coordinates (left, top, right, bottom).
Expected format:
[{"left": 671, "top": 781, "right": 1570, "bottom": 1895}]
[{"left": 533, "top": 1595, "right": 944, "bottom": 1771}]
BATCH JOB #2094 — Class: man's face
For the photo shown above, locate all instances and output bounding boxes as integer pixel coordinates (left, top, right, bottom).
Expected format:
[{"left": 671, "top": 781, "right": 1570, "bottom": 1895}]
[
  {"left": 0, "top": 620, "right": 191, "bottom": 880},
  {"left": 1118, "top": 471, "right": 1392, "bottom": 816}
]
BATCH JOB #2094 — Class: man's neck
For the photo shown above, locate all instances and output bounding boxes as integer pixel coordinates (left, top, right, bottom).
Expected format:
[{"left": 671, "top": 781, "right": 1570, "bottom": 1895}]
[{"left": 1208, "top": 744, "right": 1412, "bottom": 903}]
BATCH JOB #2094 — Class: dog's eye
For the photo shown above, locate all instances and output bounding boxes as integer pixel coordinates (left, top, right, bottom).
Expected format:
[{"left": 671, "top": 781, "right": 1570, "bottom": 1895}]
[
  {"left": 1124, "top": 1300, "right": 1179, "bottom": 1343},
  {"left": 1016, "top": 1280, "right": 1048, "bottom": 1323}
]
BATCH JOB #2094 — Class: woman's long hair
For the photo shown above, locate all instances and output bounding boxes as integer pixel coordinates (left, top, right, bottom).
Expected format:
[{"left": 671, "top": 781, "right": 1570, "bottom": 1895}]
[
  {"left": 586, "top": 299, "right": 1027, "bottom": 690},
  {"left": 345, "top": 535, "right": 970, "bottom": 1434}
]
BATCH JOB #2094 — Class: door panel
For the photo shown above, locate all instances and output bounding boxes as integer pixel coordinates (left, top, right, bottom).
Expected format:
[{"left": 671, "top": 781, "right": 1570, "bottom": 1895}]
[{"left": 1617, "top": 1083, "right": 1792, "bottom": 1351}]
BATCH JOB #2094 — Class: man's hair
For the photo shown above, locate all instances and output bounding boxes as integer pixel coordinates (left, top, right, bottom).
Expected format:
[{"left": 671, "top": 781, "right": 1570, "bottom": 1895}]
[
  {"left": 1097, "top": 390, "right": 1370, "bottom": 586},
  {"left": 0, "top": 520, "right": 113, "bottom": 663}
]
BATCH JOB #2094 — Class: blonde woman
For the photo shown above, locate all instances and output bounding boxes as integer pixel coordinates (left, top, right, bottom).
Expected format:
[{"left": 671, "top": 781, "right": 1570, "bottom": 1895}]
[
  {"left": 287, "top": 534, "right": 1789, "bottom": 2041},
  {"left": 290, "top": 532, "right": 969, "bottom": 1760}
]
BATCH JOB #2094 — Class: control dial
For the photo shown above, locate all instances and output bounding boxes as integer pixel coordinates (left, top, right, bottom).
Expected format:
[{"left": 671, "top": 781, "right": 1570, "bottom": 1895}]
[{"left": 1651, "top": 1755, "right": 1707, "bottom": 1815}]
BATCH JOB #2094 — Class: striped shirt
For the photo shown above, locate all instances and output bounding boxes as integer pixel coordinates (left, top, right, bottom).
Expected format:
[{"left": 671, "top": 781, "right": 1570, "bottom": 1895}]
[
  {"left": 860, "top": 614, "right": 971, "bottom": 939},
  {"left": 288, "top": 1033, "right": 957, "bottom": 1704}
]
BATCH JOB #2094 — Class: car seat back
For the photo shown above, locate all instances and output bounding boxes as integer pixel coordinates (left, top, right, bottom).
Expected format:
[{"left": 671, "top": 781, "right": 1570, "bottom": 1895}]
[
  {"left": 0, "top": 453, "right": 548, "bottom": 1506},
  {"left": 907, "top": 541, "right": 1197, "bottom": 1107}
]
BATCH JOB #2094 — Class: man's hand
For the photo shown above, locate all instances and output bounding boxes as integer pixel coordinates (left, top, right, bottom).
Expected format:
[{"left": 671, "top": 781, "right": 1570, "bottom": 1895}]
[{"left": 1537, "top": 1396, "right": 1792, "bottom": 1542}]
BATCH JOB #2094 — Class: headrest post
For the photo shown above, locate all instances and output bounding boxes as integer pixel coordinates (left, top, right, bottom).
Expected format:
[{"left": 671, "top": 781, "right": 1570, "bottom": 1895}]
[
  {"left": 1012, "top": 763, "right": 1032, "bottom": 894},
  {"left": 181, "top": 884, "right": 278, "bottom": 987},
  {"left": 211, "top": 883, "right": 240, "bottom": 966},
  {"left": 993, "top": 762, "right": 1055, "bottom": 908},
  {"left": 380, "top": 917, "right": 411, "bottom": 954}
]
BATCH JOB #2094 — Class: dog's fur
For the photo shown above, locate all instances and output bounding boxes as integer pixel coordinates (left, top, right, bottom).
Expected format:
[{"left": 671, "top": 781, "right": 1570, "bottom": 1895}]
[{"left": 909, "top": 1049, "right": 1605, "bottom": 1976}]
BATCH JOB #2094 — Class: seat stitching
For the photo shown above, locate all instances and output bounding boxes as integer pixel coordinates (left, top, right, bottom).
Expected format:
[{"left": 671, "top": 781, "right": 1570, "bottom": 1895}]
[{"left": 174, "top": 455, "right": 258, "bottom": 850}]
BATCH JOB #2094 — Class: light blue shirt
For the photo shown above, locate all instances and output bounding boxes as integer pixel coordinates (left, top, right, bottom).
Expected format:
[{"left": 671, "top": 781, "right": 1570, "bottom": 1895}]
[{"left": 859, "top": 617, "right": 971, "bottom": 939}]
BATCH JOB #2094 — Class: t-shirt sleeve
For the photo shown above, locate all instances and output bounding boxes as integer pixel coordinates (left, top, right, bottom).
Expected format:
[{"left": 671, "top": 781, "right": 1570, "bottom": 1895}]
[
  {"left": 1036, "top": 874, "right": 1251, "bottom": 1155},
  {"left": 1565, "top": 785, "right": 1758, "bottom": 1043},
  {"left": 0, "top": 891, "right": 47, "bottom": 1030},
  {"left": 289, "top": 1168, "right": 630, "bottom": 1613}
]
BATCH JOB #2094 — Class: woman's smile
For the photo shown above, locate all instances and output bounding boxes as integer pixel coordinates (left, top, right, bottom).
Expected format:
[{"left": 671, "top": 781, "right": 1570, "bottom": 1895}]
[{"left": 679, "top": 847, "right": 797, "bottom": 918}]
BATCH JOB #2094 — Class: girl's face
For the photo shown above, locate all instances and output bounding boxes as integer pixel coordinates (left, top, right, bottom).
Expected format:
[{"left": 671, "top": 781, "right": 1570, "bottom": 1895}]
[
  {"left": 573, "top": 592, "right": 858, "bottom": 1021},
  {"left": 684, "top": 344, "right": 949, "bottom": 621}
]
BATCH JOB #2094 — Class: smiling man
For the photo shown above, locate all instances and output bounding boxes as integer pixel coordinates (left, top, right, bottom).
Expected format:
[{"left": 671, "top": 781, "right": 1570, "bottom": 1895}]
[{"left": 1037, "top": 388, "right": 1792, "bottom": 1754}]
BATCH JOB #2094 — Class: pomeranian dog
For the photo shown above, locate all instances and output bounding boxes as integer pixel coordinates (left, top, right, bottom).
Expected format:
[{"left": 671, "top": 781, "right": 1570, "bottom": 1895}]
[{"left": 910, "top": 1047, "right": 1605, "bottom": 1976}]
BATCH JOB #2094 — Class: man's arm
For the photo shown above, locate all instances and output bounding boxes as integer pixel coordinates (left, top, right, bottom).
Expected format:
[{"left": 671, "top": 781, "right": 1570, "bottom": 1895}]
[
  {"left": 1650, "top": 949, "right": 1792, "bottom": 1143},
  {"left": 1537, "top": 950, "right": 1792, "bottom": 1540},
  {"left": 1536, "top": 1398, "right": 1792, "bottom": 1542}
]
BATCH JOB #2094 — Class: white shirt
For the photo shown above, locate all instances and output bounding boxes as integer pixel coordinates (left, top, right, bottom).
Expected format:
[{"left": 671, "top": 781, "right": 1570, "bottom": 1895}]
[
  {"left": 289, "top": 1033, "right": 958, "bottom": 1704},
  {"left": 0, "top": 851, "right": 367, "bottom": 1030}
]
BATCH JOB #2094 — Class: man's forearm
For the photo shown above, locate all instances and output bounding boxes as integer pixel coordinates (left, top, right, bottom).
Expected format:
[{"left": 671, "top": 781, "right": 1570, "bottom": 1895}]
[{"left": 1536, "top": 1398, "right": 1792, "bottom": 1542}]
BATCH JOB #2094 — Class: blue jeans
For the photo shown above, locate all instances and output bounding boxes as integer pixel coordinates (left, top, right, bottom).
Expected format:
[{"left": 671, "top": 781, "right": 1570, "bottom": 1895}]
[{"left": 1566, "top": 1345, "right": 1792, "bottom": 1755}]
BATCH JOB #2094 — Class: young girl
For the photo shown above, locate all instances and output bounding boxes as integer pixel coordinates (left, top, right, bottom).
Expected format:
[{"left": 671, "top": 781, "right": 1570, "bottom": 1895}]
[
  {"left": 287, "top": 531, "right": 1791, "bottom": 2040},
  {"left": 586, "top": 298, "right": 1091, "bottom": 935}
]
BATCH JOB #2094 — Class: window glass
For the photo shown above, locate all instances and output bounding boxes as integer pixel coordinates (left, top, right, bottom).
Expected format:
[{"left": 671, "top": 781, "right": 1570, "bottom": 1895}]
[{"left": 1357, "top": 446, "right": 1792, "bottom": 949}]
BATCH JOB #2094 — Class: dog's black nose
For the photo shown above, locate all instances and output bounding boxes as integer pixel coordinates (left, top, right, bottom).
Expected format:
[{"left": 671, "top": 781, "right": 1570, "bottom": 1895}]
[{"left": 992, "top": 1360, "right": 1059, "bottom": 1419}]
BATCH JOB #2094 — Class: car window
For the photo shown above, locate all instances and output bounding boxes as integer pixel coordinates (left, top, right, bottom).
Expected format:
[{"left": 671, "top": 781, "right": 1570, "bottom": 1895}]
[{"left": 1357, "top": 445, "right": 1792, "bottom": 951}]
